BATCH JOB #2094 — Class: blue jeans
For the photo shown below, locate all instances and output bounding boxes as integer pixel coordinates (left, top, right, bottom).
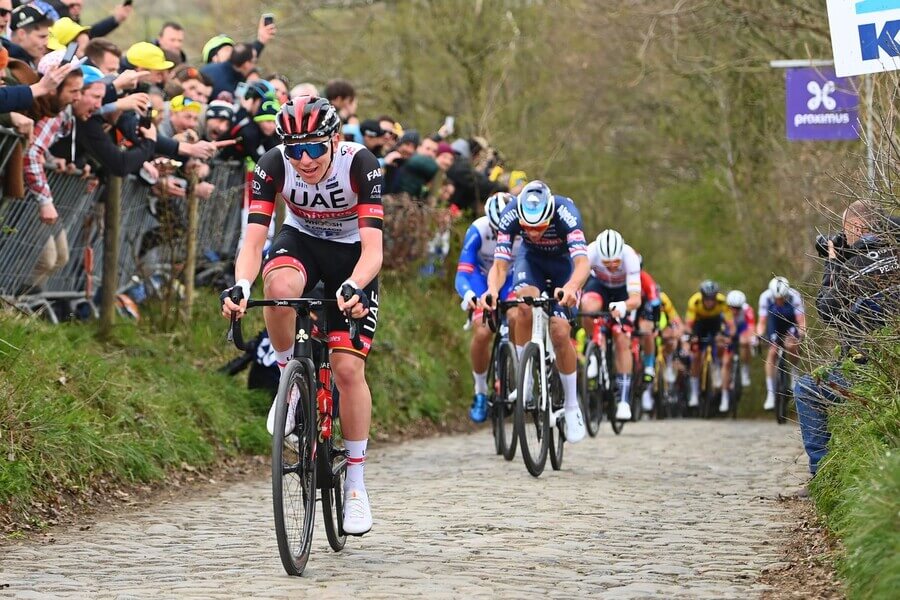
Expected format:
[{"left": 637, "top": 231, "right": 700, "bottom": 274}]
[{"left": 794, "top": 367, "right": 849, "bottom": 475}]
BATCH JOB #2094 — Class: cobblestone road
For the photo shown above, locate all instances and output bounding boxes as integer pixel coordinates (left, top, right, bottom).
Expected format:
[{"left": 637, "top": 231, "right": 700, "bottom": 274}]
[{"left": 0, "top": 420, "right": 808, "bottom": 599}]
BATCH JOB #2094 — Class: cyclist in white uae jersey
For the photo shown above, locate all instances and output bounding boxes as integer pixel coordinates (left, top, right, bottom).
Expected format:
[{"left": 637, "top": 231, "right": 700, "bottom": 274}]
[
  {"left": 581, "top": 230, "right": 643, "bottom": 420},
  {"left": 456, "top": 192, "right": 522, "bottom": 422},
  {"left": 221, "top": 96, "right": 382, "bottom": 536}
]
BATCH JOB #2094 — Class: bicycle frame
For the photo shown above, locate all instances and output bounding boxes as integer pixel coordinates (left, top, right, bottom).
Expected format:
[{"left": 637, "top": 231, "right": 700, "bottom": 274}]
[{"left": 522, "top": 295, "right": 564, "bottom": 427}]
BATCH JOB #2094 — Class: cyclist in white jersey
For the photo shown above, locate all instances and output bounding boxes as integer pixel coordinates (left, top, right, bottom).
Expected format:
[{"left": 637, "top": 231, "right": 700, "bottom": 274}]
[
  {"left": 221, "top": 96, "right": 382, "bottom": 536},
  {"left": 581, "top": 230, "right": 643, "bottom": 420},
  {"left": 456, "top": 192, "right": 521, "bottom": 422},
  {"left": 756, "top": 276, "right": 806, "bottom": 410}
]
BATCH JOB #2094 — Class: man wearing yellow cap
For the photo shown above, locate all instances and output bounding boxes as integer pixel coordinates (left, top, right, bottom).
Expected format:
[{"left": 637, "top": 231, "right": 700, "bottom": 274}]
[
  {"left": 159, "top": 94, "right": 201, "bottom": 138},
  {"left": 123, "top": 41, "right": 173, "bottom": 86},
  {"left": 47, "top": 17, "right": 89, "bottom": 54}
]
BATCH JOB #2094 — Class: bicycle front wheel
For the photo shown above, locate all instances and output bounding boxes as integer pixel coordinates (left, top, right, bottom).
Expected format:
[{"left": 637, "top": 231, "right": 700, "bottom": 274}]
[
  {"left": 272, "top": 359, "right": 317, "bottom": 576},
  {"left": 495, "top": 341, "right": 519, "bottom": 461},
  {"left": 516, "top": 343, "right": 549, "bottom": 477}
]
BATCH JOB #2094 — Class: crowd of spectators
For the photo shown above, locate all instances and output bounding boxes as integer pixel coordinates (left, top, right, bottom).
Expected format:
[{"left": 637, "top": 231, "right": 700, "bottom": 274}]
[{"left": 0, "top": 0, "right": 529, "bottom": 298}]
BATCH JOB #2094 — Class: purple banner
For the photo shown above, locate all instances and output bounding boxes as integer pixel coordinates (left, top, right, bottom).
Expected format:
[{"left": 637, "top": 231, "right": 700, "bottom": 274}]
[{"left": 785, "top": 67, "right": 859, "bottom": 141}]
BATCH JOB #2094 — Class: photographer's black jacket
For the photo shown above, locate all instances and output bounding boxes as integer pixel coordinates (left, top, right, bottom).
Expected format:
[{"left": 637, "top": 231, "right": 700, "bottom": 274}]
[{"left": 817, "top": 234, "right": 900, "bottom": 348}]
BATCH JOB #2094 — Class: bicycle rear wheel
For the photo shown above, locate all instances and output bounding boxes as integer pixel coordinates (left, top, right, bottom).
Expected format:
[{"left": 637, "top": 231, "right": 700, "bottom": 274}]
[
  {"left": 320, "top": 440, "right": 347, "bottom": 552},
  {"left": 495, "top": 342, "right": 519, "bottom": 461},
  {"left": 488, "top": 342, "right": 502, "bottom": 456},
  {"left": 548, "top": 374, "right": 564, "bottom": 471},
  {"left": 272, "top": 359, "right": 317, "bottom": 576},
  {"left": 730, "top": 356, "right": 742, "bottom": 420},
  {"left": 516, "top": 343, "right": 549, "bottom": 477},
  {"left": 581, "top": 342, "right": 603, "bottom": 437}
]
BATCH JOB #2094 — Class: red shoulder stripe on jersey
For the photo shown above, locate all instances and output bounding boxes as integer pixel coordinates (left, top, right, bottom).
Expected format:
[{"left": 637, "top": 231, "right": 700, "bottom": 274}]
[
  {"left": 457, "top": 263, "right": 475, "bottom": 273},
  {"left": 358, "top": 204, "right": 384, "bottom": 219},
  {"left": 249, "top": 200, "right": 274, "bottom": 214}
]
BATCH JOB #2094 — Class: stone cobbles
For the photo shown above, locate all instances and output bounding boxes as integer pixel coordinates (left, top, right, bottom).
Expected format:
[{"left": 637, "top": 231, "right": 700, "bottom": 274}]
[{"left": 0, "top": 420, "right": 807, "bottom": 599}]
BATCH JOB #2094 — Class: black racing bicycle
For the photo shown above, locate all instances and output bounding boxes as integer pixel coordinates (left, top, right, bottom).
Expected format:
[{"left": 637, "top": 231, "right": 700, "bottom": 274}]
[{"left": 226, "top": 286, "right": 363, "bottom": 576}]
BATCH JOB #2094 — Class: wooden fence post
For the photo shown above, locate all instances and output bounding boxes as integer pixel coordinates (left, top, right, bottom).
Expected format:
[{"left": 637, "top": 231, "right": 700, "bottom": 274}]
[
  {"left": 98, "top": 175, "right": 121, "bottom": 339},
  {"left": 181, "top": 177, "right": 199, "bottom": 324}
]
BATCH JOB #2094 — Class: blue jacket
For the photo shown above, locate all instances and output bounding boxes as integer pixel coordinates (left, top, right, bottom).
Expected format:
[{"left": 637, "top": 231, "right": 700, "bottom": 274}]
[
  {"left": 201, "top": 61, "right": 243, "bottom": 101},
  {"left": 0, "top": 85, "right": 34, "bottom": 114}
]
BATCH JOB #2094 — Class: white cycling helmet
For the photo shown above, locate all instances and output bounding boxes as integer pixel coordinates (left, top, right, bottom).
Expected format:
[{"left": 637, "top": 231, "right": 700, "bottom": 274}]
[
  {"left": 595, "top": 229, "right": 625, "bottom": 261},
  {"left": 726, "top": 290, "right": 746, "bottom": 308},
  {"left": 769, "top": 276, "right": 790, "bottom": 299},
  {"left": 485, "top": 192, "right": 514, "bottom": 231},
  {"left": 517, "top": 180, "right": 555, "bottom": 227}
]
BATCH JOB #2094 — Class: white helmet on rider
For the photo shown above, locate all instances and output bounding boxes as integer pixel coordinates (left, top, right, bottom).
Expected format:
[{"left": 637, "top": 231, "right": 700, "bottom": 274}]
[
  {"left": 595, "top": 229, "right": 625, "bottom": 261},
  {"left": 768, "top": 276, "right": 790, "bottom": 299},
  {"left": 485, "top": 192, "right": 514, "bottom": 231},
  {"left": 517, "top": 180, "right": 555, "bottom": 228},
  {"left": 726, "top": 290, "right": 746, "bottom": 308}
]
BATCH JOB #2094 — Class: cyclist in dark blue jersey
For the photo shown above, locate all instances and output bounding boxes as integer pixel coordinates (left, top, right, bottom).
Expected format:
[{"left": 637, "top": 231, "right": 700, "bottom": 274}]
[{"left": 482, "top": 180, "right": 591, "bottom": 443}]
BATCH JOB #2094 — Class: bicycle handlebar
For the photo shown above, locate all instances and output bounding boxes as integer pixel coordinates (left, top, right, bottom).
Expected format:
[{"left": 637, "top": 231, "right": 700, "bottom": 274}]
[{"left": 226, "top": 296, "right": 363, "bottom": 352}]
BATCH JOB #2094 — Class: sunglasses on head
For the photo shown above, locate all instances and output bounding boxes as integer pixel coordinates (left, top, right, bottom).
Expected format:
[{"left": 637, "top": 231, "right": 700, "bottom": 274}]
[{"left": 284, "top": 141, "right": 329, "bottom": 160}]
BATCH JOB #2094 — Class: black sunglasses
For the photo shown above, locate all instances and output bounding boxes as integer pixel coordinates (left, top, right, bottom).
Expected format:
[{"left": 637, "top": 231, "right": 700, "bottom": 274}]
[{"left": 0, "top": 8, "right": 11, "bottom": 17}]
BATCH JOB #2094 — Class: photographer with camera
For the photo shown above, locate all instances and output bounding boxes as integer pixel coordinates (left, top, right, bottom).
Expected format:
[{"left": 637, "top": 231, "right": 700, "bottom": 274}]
[{"left": 796, "top": 200, "right": 900, "bottom": 477}]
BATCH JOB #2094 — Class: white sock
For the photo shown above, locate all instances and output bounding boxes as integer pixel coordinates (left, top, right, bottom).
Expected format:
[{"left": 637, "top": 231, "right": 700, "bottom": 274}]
[
  {"left": 690, "top": 377, "right": 700, "bottom": 397},
  {"left": 516, "top": 344, "right": 525, "bottom": 361},
  {"left": 473, "top": 371, "right": 488, "bottom": 395},
  {"left": 344, "top": 439, "right": 367, "bottom": 491},
  {"left": 561, "top": 371, "right": 579, "bottom": 411},
  {"left": 274, "top": 348, "right": 293, "bottom": 372},
  {"left": 742, "top": 364, "right": 750, "bottom": 378},
  {"left": 766, "top": 377, "right": 775, "bottom": 393}
]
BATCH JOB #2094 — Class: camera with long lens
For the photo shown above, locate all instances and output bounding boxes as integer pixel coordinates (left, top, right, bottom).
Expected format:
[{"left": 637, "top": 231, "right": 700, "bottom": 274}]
[{"left": 815, "top": 232, "right": 847, "bottom": 259}]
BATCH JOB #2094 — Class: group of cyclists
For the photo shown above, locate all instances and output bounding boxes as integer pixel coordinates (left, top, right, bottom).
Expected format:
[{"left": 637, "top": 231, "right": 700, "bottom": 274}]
[
  {"left": 218, "top": 93, "right": 807, "bottom": 539},
  {"left": 454, "top": 187, "right": 808, "bottom": 434}
]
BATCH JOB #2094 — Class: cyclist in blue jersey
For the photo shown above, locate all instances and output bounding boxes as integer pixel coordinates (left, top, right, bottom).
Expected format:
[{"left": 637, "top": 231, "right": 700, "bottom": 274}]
[
  {"left": 482, "top": 180, "right": 591, "bottom": 443},
  {"left": 456, "top": 192, "right": 521, "bottom": 422}
]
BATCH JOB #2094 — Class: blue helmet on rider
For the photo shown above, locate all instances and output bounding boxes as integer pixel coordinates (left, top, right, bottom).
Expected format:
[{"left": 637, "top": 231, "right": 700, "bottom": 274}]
[
  {"left": 485, "top": 192, "right": 514, "bottom": 231},
  {"left": 517, "top": 180, "right": 555, "bottom": 229}
]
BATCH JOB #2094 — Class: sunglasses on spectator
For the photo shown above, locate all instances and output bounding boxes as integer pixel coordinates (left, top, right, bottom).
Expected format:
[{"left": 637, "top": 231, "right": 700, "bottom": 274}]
[
  {"left": 284, "top": 142, "right": 329, "bottom": 160},
  {"left": 0, "top": 8, "right": 11, "bottom": 16}
]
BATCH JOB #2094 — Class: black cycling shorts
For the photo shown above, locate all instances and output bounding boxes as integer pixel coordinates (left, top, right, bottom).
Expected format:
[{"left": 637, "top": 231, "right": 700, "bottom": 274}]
[
  {"left": 262, "top": 225, "right": 379, "bottom": 359},
  {"left": 692, "top": 316, "right": 723, "bottom": 345}
]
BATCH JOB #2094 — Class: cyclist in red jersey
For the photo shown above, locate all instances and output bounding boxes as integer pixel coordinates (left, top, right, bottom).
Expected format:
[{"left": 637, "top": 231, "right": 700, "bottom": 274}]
[{"left": 636, "top": 268, "right": 661, "bottom": 413}]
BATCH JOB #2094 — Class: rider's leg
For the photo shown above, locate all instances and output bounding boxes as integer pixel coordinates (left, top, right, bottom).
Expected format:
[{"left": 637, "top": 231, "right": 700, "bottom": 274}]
[
  {"left": 689, "top": 336, "right": 701, "bottom": 406},
  {"left": 764, "top": 343, "right": 778, "bottom": 409},
  {"left": 332, "top": 351, "right": 373, "bottom": 533},
  {"left": 263, "top": 267, "right": 306, "bottom": 367},
  {"left": 719, "top": 340, "right": 733, "bottom": 412},
  {"left": 739, "top": 331, "right": 753, "bottom": 385},
  {"left": 580, "top": 293, "right": 603, "bottom": 376},
  {"left": 614, "top": 328, "right": 633, "bottom": 405},
  {"left": 639, "top": 318, "right": 656, "bottom": 378},
  {"left": 514, "top": 285, "right": 539, "bottom": 360},
  {"left": 550, "top": 317, "right": 578, "bottom": 409},
  {"left": 468, "top": 317, "right": 493, "bottom": 422}
]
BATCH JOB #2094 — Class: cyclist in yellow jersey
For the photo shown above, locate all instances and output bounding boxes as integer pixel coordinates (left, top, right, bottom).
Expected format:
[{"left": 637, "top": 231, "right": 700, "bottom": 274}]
[{"left": 684, "top": 280, "right": 734, "bottom": 412}]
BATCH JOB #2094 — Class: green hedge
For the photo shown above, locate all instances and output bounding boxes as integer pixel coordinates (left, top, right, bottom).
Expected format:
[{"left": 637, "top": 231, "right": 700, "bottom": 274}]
[{"left": 809, "top": 338, "right": 900, "bottom": 600}]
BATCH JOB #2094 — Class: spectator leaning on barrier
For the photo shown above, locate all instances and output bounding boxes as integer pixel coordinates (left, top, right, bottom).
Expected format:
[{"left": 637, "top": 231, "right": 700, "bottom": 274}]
[
  {"left": 218, "top": 79, "right": 273, "bottom": 164},
  {"left": 158, "top": 93, "right": 200, "bottom": 138},
  {"left": 254, "top": 94, "right": 280, "bottom": 152},
  {"left": 167, "top": 65, "right": 212, "bottom": 104},
  {"left": 0, "top": 0, "right": 12, "bottom": 37},
  {"left": 82, "top": 36, "right": 118, "bottom": 74},
  {"left": 202, "top": 99, "right": 234, "bottom": 142},
  {"left": 122, "top": 41, "right": 173, "bottom": 87},
  {"left": 795, "top": 200, "right": 900, "bottom": 477},
  {"left": 324, "top": 78, "right": 356, "bottom": 123},
  {"left": 19, "top": 60, "right": 101, "bottom": 294},
  {"left": 202, "top": 42, "right": 255, "bottom": 102},
  {"left": 266, "top": 72, "right": 288, "bottom": 104}
]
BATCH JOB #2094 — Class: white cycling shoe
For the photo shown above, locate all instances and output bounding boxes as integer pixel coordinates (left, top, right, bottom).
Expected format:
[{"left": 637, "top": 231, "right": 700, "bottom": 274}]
[
  {"left": 615, "top": 401, "right": 632, "bottom": 421},
  {"left": 719, "top": 392, "right": 730, "bottom": 413},
  {"left": 343, "top": 488, "right": 372, "bottom": 536},
  {"left": 266, "top": 388, "right": 298, "bottom": 438},
  {"left": 763, "top": 392, "right": 776, "bottom": 411},
  {"left": 741, "top": 367, "right": 751, "bottom": 387},
  {"left": 564, "top": 408, "right": 586, "bottom": 443},
  {"left": 688, "top": 393, "right": 700, "bottom": 408},
  {"left": 641, "top": 389, "right": 654, "bottom": 412}
]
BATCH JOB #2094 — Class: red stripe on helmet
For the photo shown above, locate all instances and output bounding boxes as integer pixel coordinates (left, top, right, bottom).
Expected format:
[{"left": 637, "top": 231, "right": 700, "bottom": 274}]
[
  {"left": 293, "top": 96, "right": 311, "bottom": 136},
  {"left": 307, "top": 104, "right": 322, "bottom": 134}
]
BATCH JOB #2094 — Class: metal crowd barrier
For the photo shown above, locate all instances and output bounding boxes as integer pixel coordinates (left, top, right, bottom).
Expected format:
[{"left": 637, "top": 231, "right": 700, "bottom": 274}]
[{"left": 1, "top": 159, "right": 246, "bottom": 322}]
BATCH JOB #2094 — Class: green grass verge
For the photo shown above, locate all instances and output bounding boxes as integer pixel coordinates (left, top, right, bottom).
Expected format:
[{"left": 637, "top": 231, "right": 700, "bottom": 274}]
[
  {"left": 809, "top": 338, "right": 900, "bottom": 600},
  {"left": 0, "top": 272, "right": 470, "bottom": 527}
]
